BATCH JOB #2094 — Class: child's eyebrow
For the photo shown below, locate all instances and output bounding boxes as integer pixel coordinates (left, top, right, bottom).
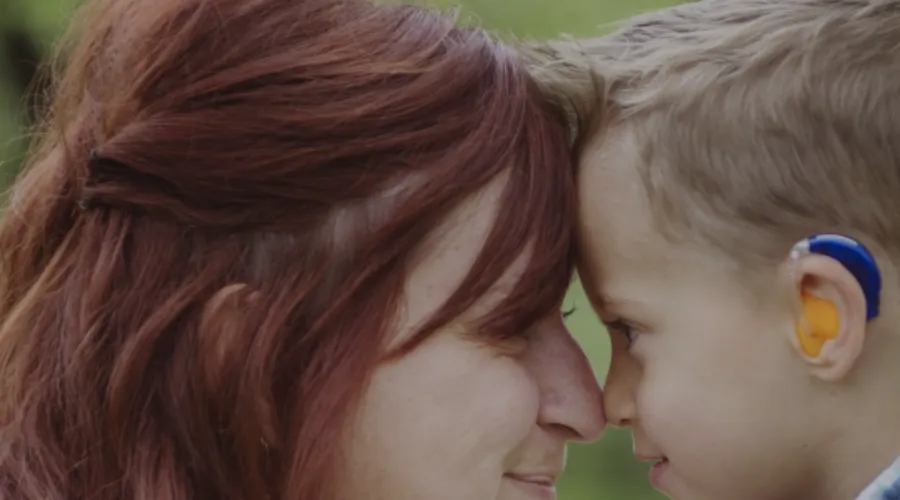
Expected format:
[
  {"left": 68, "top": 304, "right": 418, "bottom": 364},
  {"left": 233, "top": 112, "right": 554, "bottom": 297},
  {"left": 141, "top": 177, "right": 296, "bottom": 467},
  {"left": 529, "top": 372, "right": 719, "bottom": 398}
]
[
  {"left": 581, "top": 277, "right": 646, "bottom": 316},
  {"left": 597, "top": 292, "right": 645, "bottom": 318},
  {"left": 598, "top": 289, "right": 625, "bottom": 307}
]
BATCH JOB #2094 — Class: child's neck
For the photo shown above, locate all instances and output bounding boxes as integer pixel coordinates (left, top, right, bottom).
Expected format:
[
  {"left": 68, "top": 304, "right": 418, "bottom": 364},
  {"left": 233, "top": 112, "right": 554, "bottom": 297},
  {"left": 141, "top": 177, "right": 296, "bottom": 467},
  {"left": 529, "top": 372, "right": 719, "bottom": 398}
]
[{"left": 816, "top": 389, "right": 900, "bottom": 500}]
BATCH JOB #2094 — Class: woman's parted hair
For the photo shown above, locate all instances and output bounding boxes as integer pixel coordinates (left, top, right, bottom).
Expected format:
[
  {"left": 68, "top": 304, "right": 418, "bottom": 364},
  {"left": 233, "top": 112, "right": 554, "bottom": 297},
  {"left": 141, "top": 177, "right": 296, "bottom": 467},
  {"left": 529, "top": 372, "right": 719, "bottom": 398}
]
[{"left": 0, "top": 0, "right": 575, "bottom": 499}]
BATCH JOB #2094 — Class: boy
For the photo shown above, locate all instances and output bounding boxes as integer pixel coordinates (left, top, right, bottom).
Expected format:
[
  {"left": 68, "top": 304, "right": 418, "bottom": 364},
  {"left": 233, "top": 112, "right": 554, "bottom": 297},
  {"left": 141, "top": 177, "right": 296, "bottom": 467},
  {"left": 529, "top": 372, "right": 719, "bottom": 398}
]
[{"left": 532, "top": 1, "right": 900, "bottom": 499}]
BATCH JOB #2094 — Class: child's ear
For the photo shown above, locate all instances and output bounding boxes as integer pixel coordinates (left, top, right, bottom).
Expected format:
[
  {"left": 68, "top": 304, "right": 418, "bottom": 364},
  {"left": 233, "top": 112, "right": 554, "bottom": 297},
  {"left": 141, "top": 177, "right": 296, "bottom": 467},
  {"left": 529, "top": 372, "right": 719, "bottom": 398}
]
[{"left": 787, "top": 254, "right": 868, "bottom": 382}]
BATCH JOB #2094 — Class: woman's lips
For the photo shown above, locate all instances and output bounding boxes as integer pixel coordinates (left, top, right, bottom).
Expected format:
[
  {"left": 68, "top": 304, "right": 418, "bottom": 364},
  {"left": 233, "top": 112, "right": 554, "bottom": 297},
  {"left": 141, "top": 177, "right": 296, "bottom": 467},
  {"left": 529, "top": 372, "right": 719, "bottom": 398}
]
[{"left": 505, "top": 473, "right": 558, "bottom": 500}]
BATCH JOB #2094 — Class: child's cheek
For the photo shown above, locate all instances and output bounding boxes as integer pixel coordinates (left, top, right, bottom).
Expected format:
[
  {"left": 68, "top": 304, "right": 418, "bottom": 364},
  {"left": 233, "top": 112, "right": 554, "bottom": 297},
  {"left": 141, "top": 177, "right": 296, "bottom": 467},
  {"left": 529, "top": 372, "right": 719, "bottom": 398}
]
[{"left": 638, "top": 362, "right": 721, "bottom": 448}]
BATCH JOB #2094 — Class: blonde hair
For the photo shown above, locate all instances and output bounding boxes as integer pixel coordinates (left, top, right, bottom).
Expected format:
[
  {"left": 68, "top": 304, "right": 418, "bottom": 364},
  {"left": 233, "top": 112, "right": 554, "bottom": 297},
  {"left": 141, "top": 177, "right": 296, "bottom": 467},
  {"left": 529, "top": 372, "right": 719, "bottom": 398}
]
[{"left": 529, "top": 0, "right": 900, "bottom": 267}]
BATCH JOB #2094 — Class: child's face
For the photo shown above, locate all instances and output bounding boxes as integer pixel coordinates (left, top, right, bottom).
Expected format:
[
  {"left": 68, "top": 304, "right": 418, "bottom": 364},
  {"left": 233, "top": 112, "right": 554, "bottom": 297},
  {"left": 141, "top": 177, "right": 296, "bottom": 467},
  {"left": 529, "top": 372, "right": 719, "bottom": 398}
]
[{"left": 576, "top": 130, "right": 825, "bottom": 500}]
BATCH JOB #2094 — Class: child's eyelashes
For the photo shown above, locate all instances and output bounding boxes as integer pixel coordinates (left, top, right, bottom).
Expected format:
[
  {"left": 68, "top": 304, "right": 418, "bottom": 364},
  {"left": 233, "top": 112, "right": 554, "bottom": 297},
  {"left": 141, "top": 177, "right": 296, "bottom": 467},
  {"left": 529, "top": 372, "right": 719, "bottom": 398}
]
[
  {"left": 561, "top": 305, "right": 577, "bottom": 321},
  {"left": 606, "top": 319, "right": 639, "bottom": 347}
]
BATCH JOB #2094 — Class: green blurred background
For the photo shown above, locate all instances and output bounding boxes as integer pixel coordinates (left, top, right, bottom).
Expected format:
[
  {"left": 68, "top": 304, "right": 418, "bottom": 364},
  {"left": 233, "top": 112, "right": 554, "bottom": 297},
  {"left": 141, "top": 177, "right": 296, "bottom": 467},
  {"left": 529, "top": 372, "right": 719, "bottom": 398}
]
[{"left": 0, "top": 0, "right": 686, "bottom": 498}]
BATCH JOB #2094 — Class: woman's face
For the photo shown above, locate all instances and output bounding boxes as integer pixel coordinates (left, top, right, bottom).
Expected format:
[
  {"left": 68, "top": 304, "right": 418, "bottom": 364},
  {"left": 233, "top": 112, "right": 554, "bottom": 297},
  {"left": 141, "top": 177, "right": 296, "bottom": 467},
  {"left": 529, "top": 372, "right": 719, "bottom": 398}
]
[{"left": 340, "top": 179, "right": 606, "bottom": 500}]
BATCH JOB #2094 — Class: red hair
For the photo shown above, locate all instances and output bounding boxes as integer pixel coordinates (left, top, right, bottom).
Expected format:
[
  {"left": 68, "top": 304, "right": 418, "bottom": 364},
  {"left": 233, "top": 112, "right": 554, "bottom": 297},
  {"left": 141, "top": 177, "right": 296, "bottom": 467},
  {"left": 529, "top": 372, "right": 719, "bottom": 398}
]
[{"left": 0, "top": 0, "right": 575, "bottom": 499}]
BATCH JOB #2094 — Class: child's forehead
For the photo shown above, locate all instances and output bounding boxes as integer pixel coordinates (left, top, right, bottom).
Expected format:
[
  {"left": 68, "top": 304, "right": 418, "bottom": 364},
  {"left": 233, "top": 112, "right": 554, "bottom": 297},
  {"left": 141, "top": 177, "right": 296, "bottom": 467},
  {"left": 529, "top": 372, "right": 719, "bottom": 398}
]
[
  {"left": 576, "top": 126, "right": 658, "bottom": 248},
  {"left": 575, "top": 124, "right": 735, "bottom": 288},
  {"left": 578, "top": 123, "right": 639, "bottom": 176}
]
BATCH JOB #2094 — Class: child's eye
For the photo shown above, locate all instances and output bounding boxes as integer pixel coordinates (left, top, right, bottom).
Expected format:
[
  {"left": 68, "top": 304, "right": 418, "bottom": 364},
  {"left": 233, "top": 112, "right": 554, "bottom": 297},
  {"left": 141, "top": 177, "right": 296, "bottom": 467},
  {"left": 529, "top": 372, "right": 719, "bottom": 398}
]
[{"left": 606, "top": 319, "right": 638, "bottom": 347}]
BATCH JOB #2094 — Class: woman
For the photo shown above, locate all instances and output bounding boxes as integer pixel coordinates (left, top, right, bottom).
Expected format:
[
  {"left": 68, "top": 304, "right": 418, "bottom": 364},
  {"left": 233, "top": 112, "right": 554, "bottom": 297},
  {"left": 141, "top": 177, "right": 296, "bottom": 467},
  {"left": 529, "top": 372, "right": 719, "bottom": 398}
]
[{"left": 0, "top": 0, "right": 604, "bottom": 499}]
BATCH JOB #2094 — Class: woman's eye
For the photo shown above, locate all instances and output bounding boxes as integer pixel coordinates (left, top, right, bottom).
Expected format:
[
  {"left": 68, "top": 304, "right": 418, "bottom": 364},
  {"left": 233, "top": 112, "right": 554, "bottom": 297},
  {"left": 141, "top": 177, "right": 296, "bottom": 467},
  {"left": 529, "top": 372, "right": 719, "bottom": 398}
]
[{"left": 606, "top": 320, "right": 638, "bottom": 347}]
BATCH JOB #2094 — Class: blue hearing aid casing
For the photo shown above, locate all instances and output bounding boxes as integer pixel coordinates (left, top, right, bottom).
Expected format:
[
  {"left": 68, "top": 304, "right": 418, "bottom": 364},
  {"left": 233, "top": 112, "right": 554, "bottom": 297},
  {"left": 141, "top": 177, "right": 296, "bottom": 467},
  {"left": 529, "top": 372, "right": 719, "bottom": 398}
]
[{"left": 792, "top": 234, "right": 881, "bottom": 321}]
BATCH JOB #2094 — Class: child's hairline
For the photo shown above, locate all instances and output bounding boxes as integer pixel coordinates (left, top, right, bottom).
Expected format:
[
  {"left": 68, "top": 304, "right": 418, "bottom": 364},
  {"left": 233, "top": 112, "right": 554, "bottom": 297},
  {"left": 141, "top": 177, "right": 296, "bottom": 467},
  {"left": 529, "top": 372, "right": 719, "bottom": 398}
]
[
  {"left": 574, "top": 111, "right": 789, "bottom": 296},
  {"left": 525, "top": 0, "right": 900, "bottom": 285}
]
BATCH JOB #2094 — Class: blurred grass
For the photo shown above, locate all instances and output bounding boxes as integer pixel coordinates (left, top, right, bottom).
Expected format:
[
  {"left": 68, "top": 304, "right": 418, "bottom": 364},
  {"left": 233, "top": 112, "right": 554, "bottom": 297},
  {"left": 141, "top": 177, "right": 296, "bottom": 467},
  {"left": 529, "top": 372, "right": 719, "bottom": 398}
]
[
  {"left": 0, "top": 0, "right": 683, "bottom": 498},
  {"left": 452, "top": 0, "right": 683, "bottom": 39}
]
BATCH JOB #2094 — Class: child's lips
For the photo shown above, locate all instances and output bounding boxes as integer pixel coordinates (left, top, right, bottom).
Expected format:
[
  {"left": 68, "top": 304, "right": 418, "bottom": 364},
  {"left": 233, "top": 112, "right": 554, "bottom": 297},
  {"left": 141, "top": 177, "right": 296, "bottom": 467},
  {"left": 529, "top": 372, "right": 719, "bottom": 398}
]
[
  {"left": 648, "top": 457, "right": 670, "bottom": 489},
  {"left": 635, "top": 453, "right": 670, "bottom": 489}
]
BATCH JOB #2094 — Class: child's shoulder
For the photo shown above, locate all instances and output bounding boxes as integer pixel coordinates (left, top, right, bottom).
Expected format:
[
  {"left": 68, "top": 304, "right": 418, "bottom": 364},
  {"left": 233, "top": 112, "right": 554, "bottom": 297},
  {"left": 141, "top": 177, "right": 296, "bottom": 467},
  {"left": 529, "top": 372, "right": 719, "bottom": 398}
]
[{"left": 855, "top": 457, "right": 900, "bottom": 500}]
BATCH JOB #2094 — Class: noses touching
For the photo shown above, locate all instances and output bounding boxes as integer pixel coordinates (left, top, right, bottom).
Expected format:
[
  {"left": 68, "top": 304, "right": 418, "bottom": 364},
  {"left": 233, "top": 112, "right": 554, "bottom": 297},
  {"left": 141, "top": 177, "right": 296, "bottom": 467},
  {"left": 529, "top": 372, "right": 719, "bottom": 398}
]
[{"left": 531, "top": 321, "right": 607, "bottom": 442}]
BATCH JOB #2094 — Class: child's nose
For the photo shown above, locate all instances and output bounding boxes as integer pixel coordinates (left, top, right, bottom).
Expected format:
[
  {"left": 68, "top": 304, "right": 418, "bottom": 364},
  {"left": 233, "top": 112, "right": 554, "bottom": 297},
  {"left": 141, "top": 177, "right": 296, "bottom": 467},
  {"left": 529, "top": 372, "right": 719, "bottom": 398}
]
[{"left": 603, "top": 353, "right": 639, "bottom": 428}]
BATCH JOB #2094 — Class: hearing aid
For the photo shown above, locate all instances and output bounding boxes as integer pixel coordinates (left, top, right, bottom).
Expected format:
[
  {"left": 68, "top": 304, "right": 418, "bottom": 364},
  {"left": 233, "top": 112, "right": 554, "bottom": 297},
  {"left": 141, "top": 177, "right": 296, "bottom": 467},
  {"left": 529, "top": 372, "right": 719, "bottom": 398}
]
[{"left": 789, "top": 234, "right": 881, "bottom": 356}]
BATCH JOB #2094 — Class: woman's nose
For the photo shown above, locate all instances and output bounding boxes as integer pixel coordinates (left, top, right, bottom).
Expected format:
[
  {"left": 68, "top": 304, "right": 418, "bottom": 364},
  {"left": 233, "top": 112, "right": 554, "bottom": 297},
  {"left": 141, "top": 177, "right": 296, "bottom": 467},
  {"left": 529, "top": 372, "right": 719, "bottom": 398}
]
[{"left": 529, "top": 321, "right": 606, "bottom": 442}]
